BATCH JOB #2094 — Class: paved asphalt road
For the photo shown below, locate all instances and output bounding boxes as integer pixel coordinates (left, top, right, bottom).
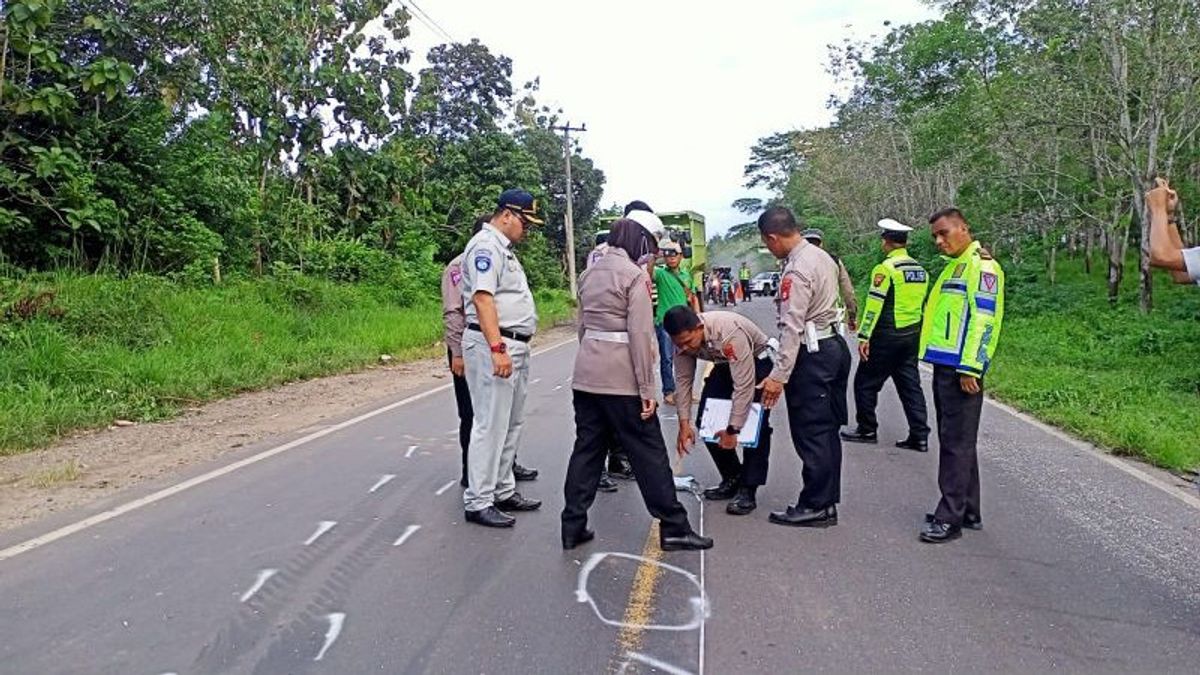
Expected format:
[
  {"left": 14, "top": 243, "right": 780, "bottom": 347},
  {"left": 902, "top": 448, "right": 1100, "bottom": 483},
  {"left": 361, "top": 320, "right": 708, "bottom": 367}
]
[{"left": 2, "top": 300, "right": 1199, "bottom": 674}]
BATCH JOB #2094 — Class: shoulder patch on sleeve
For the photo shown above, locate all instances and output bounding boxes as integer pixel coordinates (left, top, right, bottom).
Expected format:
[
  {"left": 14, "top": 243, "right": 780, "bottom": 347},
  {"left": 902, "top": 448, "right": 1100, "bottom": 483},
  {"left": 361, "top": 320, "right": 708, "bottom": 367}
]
[
  {"left": 873, "top": 273, "right": 885, "bottom": 287},
  {"left": 722, "top": 342, "right": 738, "bottom": 361},
  {"left": 473, "top": 248, "right": 493, "bottom": 272},
  {"left": 980, "top": 271, "right": 998, "bottom": 293},
  {"left": 781, "top": 277, "right": 792, "bottom": 301},
  {"left": 450, "top": 267, "right": 462, "bottom": 286}
]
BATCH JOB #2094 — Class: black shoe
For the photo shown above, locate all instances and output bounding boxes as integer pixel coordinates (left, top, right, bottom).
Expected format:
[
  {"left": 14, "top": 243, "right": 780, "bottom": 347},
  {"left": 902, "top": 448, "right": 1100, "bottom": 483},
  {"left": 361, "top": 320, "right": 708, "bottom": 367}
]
[
  {"left": 562, "top": 528, "right": 595, "bottom": 550},
  {"left": 608, "top": 458, "right": 635, "bottom": 480},
  {"left": 925, "top": 512, "right": 981, "bottom": 530},
  {"left": 465, "top": 506, "right": 515, "bottom": 528},
  {"left": 840, "top": 428, "right": 878, "bottom": 444},
  {"left": 459, "top": 476, "right": 468, "bottom": 488},
  {"left": 726, "top": 487, "right": 757, "bottom": 515},
  {"left": 495, "top": 492, "right": 542, "bottom": 512},
  {"left": 896, "top": 437, "right": 928, "bottom": 452},
  {"left": 660, "top": 532, "right": 714, "bottom": 551},
  {"left": 597, "top": 473, "right": 619, "bottom": 493},
  {"left": 920, "top": 519, "right": 962, "bottom": 543},
  {"left": 768, "top": 505, "right": 838, "bottom": 528},
  {"left": 703, "top": 478, "right": 740, "bottom": 501},
  {"left": 513, "top": 463, "right": 539, "bottom": 481}
]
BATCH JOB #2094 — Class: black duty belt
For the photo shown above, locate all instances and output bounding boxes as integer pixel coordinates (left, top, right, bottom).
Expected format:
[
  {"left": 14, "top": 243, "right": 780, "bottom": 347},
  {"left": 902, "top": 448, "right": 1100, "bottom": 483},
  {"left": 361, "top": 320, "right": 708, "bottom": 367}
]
[{"left": 466, "top": 323, "right": 532, "bottom": 343}]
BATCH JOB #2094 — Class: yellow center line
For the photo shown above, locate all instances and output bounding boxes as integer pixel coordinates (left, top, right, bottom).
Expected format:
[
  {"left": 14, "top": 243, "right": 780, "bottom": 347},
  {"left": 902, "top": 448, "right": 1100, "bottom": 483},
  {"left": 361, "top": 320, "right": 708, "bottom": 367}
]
[{"left": 607, "top": 450, "right": 693, "bottom": 672}]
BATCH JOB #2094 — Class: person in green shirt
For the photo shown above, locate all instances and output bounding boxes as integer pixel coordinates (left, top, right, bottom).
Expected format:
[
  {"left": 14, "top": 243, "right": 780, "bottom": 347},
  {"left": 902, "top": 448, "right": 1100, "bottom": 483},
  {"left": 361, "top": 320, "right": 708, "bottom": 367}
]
[
  {"left": 654, "top": 240, "right": 700, "bottom": 405},
  {"left": 918, "top": 207, "right": 1005, "bottom": 544}
]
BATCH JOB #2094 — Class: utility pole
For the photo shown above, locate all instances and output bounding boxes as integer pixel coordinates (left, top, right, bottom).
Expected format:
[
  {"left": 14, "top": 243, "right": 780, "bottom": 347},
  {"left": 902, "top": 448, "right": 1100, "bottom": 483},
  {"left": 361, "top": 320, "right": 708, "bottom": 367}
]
[{"left": 553, "top": 121, "right": 586, "bottom": 298}]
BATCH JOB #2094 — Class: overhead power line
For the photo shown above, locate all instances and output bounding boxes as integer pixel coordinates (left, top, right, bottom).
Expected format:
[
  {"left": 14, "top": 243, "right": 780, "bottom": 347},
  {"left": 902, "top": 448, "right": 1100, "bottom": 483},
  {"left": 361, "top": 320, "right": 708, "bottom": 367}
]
[{"left": 405, "top": 1, "right": 456, "bottom": 43}]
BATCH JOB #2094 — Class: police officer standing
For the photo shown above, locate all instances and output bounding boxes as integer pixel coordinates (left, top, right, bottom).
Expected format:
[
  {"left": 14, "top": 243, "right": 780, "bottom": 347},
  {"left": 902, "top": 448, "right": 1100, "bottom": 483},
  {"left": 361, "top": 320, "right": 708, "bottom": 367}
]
[
  {"left": 665, "top": 306, "right": 773, "bottom": 516},
  {"left": 756, "top": 207, "right": 852, "bottom": 528},
  {"left": 561, "top": 218, "right": 711, "bottom": 551},
  {"left": 841, "top": 219, "right": 931, "bottom": 451},
  {"left": 802, "top": 228, "right": 859, "bottom": 333},
  {"left": 459, "top": 189, "right": 545, "bottom": 528},
  {"left": 919, "top": 208, "right": 1005, "bottom": 543},
  {"left": 443, "top": 216, "right": 539, "bottom": 487}
]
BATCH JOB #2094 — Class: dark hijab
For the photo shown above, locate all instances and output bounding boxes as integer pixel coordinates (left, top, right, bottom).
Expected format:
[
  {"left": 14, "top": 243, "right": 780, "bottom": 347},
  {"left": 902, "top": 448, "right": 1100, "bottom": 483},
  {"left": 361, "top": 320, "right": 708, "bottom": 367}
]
[{"left": 607, "top": 218, "right": 659, "bottom": 263}]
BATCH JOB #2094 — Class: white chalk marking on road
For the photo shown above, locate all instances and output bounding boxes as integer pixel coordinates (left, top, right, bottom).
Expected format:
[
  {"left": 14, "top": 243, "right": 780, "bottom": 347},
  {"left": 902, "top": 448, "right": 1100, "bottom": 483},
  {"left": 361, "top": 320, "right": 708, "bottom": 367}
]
[
  {"left": 695, "top": 492, "right": 707, "bottom": 675},
  {"left": 304, "top": 521, "right": 337, "bottom": 546},
  {"left": 575, "top": 552, "right": 708, "bottom": 632},
  {"left": 435, "top": 480, "right": 457, "bottom": 496},
  {"left": 313, "top": 612, "right": 346, "bottom": 662},
  {"left": 239, "top": 568, "right": 278, "bottom": 603},
  {"left": 392, "top": 525, "right": 421, "bottom": 547},
  {"left": 531, "top": 378, "right": 542, "bottom": 385},
  {"left": 405, "top": 445, "right": 418, "bottom": 458},
  {"left": 0, "top": 338, "right": 575, "bottom": 563},
  {"left": 553, "top": 385, "right": 563, "bottom": 391},
  {"left": 368, "top": 474, "right": 396, "bottom": 493},
  {"left": 621, "top": 651, "right": 695, "bottom": 675}
]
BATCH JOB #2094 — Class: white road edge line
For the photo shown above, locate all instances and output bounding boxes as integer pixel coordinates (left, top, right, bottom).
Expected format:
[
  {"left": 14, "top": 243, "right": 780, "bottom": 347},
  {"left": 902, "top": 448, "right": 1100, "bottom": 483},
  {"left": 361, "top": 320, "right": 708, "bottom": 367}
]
[
  {"left": 435, "top": 480, "right": 457, "bottom": 496},
  {"left": 313, "top": 612, "right": 346, "bottom": 662},
  {"left": 392, "top": 525, "right": 421, "bottom": 547},
  {"left": 239, "top": 568, "right": 278, "bottom": 603},
  {"left": 0, "top": 338, "right": 574, "bottom": 563},
  {"left": 304, "top": 521, "right": 337, "bottom": 546},
  {"left": 915, "top": 363, "right": 1200, "bottom": 511},
  {"left": 368, "top": 474, "right": 396, "bottom": 493},
  {"left": 623, "top": 651, "right": 695, "bottom": 675}
]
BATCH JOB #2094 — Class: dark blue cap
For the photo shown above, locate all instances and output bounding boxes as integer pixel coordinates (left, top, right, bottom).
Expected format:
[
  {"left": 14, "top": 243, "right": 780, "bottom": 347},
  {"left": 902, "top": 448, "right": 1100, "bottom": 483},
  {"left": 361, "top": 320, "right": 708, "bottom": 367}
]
[{"left": 497, "top": 189, "right": 544, "bottom": 225}]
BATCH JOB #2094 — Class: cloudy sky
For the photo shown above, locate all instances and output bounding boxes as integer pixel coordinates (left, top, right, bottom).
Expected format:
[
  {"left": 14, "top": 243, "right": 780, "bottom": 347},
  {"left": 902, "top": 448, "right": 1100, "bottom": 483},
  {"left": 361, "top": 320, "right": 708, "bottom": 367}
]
[{"left": 402, "top": 1, "right": 938, "bottom": 235}]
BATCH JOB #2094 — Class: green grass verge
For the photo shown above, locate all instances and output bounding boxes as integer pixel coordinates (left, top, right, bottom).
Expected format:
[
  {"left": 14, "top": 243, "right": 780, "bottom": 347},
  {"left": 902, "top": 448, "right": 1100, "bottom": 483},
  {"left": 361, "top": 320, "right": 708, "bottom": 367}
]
[
  {"left": 0, "top": 273, "right": 574, "bottom": 455},
  {"left": 984, "top": 259, "right": 1200, "bottom": 472}
]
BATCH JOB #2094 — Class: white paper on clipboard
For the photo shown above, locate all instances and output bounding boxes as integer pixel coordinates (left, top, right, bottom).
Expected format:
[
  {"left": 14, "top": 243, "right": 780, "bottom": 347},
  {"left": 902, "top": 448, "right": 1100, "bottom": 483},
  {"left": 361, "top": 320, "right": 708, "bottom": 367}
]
[{"left": 698, "top": 399, "right": 764, "bottom": 448}]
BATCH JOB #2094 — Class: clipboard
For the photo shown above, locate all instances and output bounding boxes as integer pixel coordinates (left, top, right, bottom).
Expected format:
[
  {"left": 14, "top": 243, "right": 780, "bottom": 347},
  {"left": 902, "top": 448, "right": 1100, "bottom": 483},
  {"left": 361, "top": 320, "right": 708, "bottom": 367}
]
[{"left": 698, "top": 399, "right": 764, "bottom": 448}]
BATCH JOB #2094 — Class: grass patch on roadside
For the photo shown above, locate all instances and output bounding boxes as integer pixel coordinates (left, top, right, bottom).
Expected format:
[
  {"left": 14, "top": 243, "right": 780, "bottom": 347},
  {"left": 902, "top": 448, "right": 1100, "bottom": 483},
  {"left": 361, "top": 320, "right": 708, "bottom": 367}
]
[
  {"left": 0, "top": 273, "right": 575, "bottom": 455},
  {"left": 985, "top": 259, "right": 1200, "bottom": 472},
  {"left": 27, "top": 460, "right": 82, "bottom": 488}
]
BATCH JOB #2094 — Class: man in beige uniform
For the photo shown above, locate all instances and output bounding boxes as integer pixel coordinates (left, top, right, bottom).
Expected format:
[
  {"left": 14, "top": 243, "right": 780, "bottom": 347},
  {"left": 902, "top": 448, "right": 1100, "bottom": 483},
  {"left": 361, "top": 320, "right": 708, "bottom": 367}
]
[
  {"left": 442, "top": 216, "right": 538, "bottom": 488},
  {"left": 759, "top": 208, "right": 852, "bottom": 528},
  {"left": 666, "top": 307, "right": 774, "bottom": 515},
  {"left": 803, "top": 228, "right": 859, "bottom": 333}
]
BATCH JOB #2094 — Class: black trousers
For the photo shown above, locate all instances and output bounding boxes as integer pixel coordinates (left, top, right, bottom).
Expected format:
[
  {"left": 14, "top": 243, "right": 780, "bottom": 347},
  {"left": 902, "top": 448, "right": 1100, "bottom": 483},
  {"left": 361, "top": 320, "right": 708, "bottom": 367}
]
[
  {"left": 562, "top": 390, "right": 693, "bottom": 538},
  {"left": 696, "top": 357, "right": 773, "bottom": 487},
  {"left": 931, "top": 366, "right": 984, "bottom": 526},
  {"left": 449, "top": 348, "right": 473, "bottom": 482},
  {"left": 784, "top": 335, "right": 851, "bottom": 509},
  {"left": 852, "top": 330, "right": 929, "bottom": 439},
  {"left": 740, "top": 279, "right": 752, "bottom": 300}
]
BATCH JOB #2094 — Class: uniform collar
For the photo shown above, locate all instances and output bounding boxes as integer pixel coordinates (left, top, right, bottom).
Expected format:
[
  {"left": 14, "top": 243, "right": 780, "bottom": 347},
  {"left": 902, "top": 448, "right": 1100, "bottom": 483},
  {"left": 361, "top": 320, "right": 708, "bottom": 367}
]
[
  {"left": 787, "top": 238, "right": 810, "bottom": 263},
  {"left": 886, "top": 247, "right": 909, "bottom": 259},
  {"left": 950, "top": 240, "right": 980, "bottom": 261},
  {"left": 483, "top": 223, "right": 512, "bottom": 249}
]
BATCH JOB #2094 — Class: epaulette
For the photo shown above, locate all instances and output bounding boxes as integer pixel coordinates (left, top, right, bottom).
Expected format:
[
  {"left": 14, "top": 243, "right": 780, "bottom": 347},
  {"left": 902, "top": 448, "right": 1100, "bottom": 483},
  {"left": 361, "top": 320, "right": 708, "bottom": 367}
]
[{"left": 978, "top": 247, "right": 994, "bottom": 261}]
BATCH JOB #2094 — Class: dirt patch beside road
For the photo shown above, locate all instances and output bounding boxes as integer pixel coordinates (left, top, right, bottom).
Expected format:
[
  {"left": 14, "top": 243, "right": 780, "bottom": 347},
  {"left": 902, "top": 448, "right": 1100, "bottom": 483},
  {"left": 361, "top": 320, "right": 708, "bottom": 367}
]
[{"left": 0, "top": 325, "right": 577, "bottom": 534}]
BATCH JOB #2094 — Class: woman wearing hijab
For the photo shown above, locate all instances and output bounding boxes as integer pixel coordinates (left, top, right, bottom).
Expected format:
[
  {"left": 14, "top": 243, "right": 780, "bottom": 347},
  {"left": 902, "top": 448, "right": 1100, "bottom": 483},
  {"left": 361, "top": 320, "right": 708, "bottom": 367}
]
[{"left": 561, "top": 218, "right": 713, "bottom": 551}]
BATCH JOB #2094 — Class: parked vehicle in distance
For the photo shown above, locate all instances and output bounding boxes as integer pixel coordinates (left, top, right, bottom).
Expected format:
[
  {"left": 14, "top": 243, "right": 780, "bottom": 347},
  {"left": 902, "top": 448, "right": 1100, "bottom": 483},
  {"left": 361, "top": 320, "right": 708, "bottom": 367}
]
[{"left": 749, "top": 271, "right": 781, "bottom": 296}]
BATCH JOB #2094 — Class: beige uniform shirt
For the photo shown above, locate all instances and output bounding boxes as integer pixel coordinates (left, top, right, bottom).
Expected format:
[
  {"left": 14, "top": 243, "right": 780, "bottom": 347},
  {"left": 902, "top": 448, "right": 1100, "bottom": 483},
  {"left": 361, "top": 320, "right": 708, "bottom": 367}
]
[
  {"left": 769, "top": 239, "right": 840, "bottom": 383},
  {"left": 441, "top": 254, "right": 466, "bottom": 358},
  {"left": 573, "top": 248, "right": 659, "bottom": 400},
  {"left": 461, "top": 224, "right": 538, "bottom": 336},
  {"left": 674, "top": 311, "right": 770, "bottom": 429},
  {"left": 836, "top": 260, "right": 859, "bottom": 321}
]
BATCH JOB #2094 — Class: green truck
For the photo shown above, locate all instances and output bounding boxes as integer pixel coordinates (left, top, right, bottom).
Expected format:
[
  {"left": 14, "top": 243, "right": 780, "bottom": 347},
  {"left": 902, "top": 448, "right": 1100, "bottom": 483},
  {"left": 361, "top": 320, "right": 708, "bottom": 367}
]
[{"left": 596, "top": 210, "right": 708, "bottom": 289}]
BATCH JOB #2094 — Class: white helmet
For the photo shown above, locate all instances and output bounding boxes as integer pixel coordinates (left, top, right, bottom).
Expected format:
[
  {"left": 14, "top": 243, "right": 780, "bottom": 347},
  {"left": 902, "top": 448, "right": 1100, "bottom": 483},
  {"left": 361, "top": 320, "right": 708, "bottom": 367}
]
[{"left": 626, "top": 210, "right": 666, "bottom": 240}]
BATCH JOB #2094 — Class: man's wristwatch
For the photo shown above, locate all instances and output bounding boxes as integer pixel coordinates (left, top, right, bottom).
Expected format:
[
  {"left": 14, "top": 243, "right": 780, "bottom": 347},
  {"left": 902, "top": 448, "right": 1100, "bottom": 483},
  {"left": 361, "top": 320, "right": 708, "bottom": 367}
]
[
  {"left": 490, "top": 341, "right": 507, "bottom": 354},
  {"left": 725, "top": 425, "right": 741, "bottom": 436}
]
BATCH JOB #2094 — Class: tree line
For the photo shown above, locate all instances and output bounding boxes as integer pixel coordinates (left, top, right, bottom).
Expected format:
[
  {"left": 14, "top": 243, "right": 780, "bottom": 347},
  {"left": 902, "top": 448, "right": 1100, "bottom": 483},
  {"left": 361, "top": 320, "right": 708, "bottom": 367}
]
[
  {"left": 1, "top": 0, "right": 605, "bottom": 298},
  {"left": 739, "top": 0, "right": 1200, "bottom": 311}
]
